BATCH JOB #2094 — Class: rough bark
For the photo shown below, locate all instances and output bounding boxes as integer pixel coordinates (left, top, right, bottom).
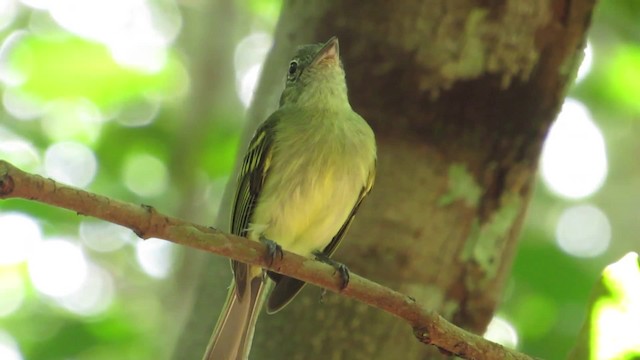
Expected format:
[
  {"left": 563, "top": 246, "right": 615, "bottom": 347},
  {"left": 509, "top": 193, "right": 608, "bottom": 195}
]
[{"left": 177, "top": 0, "right": 596, "bottom": 359}]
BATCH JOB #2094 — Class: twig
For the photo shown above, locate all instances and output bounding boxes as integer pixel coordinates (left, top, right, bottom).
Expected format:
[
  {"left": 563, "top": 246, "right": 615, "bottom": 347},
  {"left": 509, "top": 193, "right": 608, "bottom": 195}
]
[{"left": 0, "top": 160, "right": 536, "bottom": 360}]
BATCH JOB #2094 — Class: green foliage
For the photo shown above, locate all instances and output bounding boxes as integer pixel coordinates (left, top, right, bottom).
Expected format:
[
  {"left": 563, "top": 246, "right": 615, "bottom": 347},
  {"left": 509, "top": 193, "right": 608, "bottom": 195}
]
[
  {"left": 247, "top": 0, "right": 283, "bottom": 23},
  {"left": 8, "top": 35, "right": 185, "bottom": 109},
  {"left": 577, "top": 44, "right": 640, "bottom": 115},
  {"left": 504, "top": 234, "right": 596, "bottom": 358},
  {"left": 0, "top": 3, "right": 240, "bottom": 360}
]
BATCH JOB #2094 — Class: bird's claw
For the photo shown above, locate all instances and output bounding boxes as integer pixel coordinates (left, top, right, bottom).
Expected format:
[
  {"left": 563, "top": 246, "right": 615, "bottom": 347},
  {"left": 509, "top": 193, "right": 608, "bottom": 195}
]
[
  {"left": 313, "top": 250, "right": 350, "bottom": 290},
  {"left": 259, "top": 235, "right": 283, "bottom": 266}
]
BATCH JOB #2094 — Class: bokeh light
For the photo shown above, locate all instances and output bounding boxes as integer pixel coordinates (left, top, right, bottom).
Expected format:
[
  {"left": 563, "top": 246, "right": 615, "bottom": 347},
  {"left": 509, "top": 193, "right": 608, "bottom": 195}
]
[
  {"left": 556, "top": 204, "right": 611, "bottom": 258},
  {"left": 41, "top": 98, "right": 103, "bottom": 143},
  {"left": 240, "top": 64, "right": 263, "bottom": 108},
  {"left": 0, "top": 127, "right": 40, "bottom": 171},
  {"left": 1, "top": 88, "right": 45, "bottom": 120},
  {"left": 0, "top": 212, "right": 42, "bottom": 265},
  {"left": 234, "top": 32, "right": 272, "bottom": 107},
  {"left": 0, "top": 269, "right": 25, "bottom": 317},
  {"left": 27, "top": 6, "right": 63, "bottom": 37},
  {"left": 115, "top": 99, "right": 159, "bottom": 127},
  {"left": 234, "top": 32, "right": 272, "bottom": 81},
  {"left": 79, "top": 220, "right": 134, "bottom": 253},
  {"left": 575, "top": 41, "right": 593, "bottom": 83},
  {"left": 44, "top": 141, "right": 97, "bottom": 188},
  {"left": 19, "top": 0, "right": 47, "bottom": 10},
  {"left": 0, "top": 30, "right": 28, "bottom": 87},
  {"left": 56, "top": 264, "right": 115, "bottom": 316},
  {"left": 122, "top": 153, "right": 169, "bottom": 197},
  {"left": 594, "top": 253, "right": 640, "bottom": 360},
  {"left": 540, "top": 99, "right": 607, "bottom": 199},
  {"left": 0, "top": 0, "right": 18, "bottom": 33},
  {"left": 0, "top": 331, "right": 22, "bottom": 360},
  {"left": 135, "top": 238, "right": 175, "bottom": 279},
  {"left": 37, "top": 0, "right": 182, "bottom": 72},
  {"left": 484, "top": 316, "right": 519, "bottom": 348},
  {"left": 28, "top": 239, "right": 89, "bottom": 297}
]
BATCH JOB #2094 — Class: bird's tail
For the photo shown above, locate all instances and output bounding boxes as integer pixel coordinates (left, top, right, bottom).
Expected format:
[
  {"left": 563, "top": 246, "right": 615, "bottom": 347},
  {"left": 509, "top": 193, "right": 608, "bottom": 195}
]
[{"left": 203, "top": 274, "right": 266, "bottom": 360}]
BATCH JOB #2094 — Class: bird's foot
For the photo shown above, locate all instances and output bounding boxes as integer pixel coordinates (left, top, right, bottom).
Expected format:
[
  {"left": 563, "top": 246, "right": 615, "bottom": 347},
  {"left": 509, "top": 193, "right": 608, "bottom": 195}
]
[
  {"left": 312, "top": 250, "right": 350, "bottom": 290},
  {"left": 259, "top": 235, "right": 283, "bottom": 266}
]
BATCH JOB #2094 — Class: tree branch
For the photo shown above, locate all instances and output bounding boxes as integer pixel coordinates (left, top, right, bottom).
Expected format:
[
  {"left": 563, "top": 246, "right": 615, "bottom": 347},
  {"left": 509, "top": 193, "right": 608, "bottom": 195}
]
[{"left": 0, "top": 160, "right": 535, "bottom": 360}]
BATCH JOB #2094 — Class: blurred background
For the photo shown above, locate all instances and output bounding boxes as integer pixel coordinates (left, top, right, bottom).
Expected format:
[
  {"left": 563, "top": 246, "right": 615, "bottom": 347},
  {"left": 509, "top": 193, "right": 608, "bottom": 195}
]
[{"left": 0, "top": 1, "right": 638, "bottom": 359}]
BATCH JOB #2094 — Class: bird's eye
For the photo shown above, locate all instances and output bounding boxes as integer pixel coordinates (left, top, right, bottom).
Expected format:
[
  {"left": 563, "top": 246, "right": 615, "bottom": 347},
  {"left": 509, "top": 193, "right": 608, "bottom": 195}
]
[{"left": 288, "top": 61, "right": 298, "bottom": 76}]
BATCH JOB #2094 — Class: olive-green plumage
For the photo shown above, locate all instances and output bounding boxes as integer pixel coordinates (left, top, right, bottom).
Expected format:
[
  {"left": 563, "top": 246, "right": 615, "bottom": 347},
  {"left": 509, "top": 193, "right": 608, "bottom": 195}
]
[{"left": 204, "top": 37, "right": 376, "bottom": 360}]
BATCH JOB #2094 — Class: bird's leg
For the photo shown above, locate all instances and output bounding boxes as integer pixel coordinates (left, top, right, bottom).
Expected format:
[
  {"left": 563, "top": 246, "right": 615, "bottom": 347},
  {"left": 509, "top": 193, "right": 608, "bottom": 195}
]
[
  {"left": 319, "top": 288, "right": 327, "bottom": 304},
  {"left": 259, "top": 235, "right": 283, "bottom": 266},
  {"left": 312, "top": 250, "right": 350, "bottom": 290}
]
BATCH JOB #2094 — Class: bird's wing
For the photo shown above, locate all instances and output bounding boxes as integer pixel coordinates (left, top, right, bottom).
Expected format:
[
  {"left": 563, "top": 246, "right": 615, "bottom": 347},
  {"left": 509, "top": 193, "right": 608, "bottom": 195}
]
[
  {"left": 266, "top": 161, "right": 376, "bottom": 313},
  {"left": 231, "top": 114, "right": 278, "bottom": 299}
]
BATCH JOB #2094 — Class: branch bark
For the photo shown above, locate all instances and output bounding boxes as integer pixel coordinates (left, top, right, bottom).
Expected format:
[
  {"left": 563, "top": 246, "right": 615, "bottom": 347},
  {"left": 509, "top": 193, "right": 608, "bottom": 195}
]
[{"left": 0, "top": 160, "right": 536, "bottom": 360}]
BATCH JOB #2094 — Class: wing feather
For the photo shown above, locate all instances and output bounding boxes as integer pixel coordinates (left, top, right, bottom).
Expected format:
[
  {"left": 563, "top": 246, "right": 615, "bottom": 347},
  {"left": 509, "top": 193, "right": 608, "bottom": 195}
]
[{"left": 231, "top": 115, "right": 278, "bottom": 299}]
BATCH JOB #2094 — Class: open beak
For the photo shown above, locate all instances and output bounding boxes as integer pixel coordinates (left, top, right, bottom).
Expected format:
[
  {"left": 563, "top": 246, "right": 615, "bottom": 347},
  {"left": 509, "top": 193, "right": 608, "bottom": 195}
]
[{"left": 311, "top": 36, "right": 339, "bottom": 67}]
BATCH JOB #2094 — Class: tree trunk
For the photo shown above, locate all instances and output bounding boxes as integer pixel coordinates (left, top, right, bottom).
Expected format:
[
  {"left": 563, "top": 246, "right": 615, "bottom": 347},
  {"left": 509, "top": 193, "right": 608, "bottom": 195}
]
[
  {"left": 175, "top": 0, "right": 597, "bottom": 358},
  {"left": 167, "top": 0, "right": 247, "bottom": 358}
]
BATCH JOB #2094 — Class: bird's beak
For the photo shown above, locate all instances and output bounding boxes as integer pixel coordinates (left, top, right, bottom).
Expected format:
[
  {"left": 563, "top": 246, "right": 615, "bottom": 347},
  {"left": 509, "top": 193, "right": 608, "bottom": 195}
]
[{"left": 311, "top": 36, "right": 339, "bottom": 67}]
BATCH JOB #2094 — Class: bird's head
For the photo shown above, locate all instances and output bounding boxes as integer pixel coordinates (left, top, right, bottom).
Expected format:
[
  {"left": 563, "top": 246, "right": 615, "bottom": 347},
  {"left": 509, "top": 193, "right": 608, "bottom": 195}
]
[{"left": 279, "top": 36, "right": 349, "bottom": 108}]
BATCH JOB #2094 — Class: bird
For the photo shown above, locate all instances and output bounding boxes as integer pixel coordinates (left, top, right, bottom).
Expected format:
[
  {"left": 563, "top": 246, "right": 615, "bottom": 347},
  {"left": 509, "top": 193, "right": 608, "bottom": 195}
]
[{"left": 203, "top": 36, "right": 376, "bottom": 360}]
